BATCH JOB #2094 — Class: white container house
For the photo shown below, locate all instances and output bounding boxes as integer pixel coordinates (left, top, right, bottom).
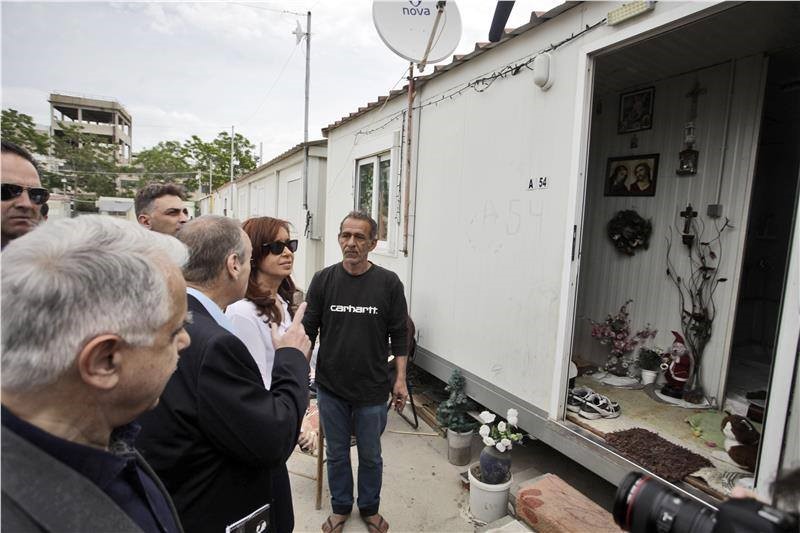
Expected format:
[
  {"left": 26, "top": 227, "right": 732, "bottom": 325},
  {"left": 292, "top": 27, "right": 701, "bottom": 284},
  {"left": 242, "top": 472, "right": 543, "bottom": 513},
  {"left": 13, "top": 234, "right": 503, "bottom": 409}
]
[
  {"left": 202, "top": 140, "right": 327, "bottom": 292},
  {"left": 322, "top": 1, "right": 800, "bottom": 503}
]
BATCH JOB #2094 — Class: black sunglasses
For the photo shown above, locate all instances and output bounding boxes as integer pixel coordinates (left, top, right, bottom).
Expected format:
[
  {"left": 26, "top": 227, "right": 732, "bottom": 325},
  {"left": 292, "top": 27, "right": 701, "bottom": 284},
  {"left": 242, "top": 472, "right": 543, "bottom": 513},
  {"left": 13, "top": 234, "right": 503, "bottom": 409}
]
[
  {"left": 262, "top": 239, "right": 298, "bottom": 255},
  {"left": 1, "top": 183, "right": 50, "bottom": 205}
]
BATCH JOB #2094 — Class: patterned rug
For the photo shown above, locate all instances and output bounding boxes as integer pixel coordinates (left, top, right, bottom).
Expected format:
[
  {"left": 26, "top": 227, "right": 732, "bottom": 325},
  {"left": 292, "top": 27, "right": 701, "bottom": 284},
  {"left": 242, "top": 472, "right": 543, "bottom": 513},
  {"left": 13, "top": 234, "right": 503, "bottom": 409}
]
[{"left": 605, "top": 428, "right": 712, "bottom": 482}]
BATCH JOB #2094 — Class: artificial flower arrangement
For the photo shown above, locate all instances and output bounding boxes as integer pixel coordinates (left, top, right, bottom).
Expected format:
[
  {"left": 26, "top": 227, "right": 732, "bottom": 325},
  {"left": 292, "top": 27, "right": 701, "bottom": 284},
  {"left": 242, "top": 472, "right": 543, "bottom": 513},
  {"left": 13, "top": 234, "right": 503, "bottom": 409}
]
[
  {"left": 588, "top": 299, "right": 657, "bottom": 376},
  {"left": 478, "top": 408, "right": 523, "bottom": 452}
]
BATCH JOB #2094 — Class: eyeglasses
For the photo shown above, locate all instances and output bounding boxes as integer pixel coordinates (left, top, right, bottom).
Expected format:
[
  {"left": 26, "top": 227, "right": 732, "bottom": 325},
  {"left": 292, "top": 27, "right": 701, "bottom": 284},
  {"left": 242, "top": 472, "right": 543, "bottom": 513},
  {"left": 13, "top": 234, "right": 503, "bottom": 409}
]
[
  {"left": 262, "top": 239, "right": 298, "bottom": 255},
  {"left": 1, "top": 183, "right": 50, "bottom": 205}
]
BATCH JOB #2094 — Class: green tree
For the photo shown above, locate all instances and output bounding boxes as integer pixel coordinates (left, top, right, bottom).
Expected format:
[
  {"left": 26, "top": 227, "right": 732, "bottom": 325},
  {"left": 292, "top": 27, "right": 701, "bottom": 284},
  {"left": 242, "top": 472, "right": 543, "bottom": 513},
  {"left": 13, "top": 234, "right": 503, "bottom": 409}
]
[
  {"left": 134, "top": 131, "right": 258, "bottom": 193},
  {"left": 133, "top": 140, "right": 197, "bottom": 190},
  {"left": 181, "top": 131, "right": 258, "bottom": 190},
  {"left": 1, "top": 108, "right": 50, "bottom": 154},
  {"left": 53, "top": 122, "right": 118, "bottom": 198}
]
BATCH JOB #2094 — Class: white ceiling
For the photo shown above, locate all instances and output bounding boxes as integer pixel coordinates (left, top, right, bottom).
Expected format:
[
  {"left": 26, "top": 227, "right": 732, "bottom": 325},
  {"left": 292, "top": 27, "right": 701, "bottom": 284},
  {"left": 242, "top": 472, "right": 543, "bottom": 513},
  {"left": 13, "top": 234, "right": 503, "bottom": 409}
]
[{"left": 593, "top": 2, "right": 800, "bottom": 95}]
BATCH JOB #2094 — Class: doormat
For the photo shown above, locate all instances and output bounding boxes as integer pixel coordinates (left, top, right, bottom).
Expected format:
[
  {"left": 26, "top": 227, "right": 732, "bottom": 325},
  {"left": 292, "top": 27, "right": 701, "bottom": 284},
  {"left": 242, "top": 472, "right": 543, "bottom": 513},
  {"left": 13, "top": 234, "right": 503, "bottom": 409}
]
[{"left": 605, "top": 428, "right": 712, "bottom": 482}]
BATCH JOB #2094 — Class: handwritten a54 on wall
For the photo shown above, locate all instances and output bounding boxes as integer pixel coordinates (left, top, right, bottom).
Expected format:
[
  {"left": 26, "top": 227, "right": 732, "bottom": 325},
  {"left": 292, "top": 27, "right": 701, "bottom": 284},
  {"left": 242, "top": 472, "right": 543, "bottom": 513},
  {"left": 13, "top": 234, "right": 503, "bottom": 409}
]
[{"left": 528, "top": 176, "right": 548, "bottom": 191}]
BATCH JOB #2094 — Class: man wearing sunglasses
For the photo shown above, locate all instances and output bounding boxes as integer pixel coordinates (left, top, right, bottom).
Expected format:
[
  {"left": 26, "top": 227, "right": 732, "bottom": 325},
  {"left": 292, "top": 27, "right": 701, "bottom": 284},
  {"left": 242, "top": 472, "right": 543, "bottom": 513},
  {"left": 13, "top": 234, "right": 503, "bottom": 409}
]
[
  {"left": 1, "top": 140, "right": 49, "bottom": 250},
  {"left": 135, "top": 183, "right": 190, "bottom": 236}
]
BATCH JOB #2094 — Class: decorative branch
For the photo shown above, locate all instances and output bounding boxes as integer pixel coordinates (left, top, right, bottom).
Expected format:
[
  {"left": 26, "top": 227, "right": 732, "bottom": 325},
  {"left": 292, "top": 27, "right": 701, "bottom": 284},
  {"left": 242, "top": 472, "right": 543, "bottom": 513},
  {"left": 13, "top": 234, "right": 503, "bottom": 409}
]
[{"left": 665, "top": 216, "right": 731, "bottom": 398}]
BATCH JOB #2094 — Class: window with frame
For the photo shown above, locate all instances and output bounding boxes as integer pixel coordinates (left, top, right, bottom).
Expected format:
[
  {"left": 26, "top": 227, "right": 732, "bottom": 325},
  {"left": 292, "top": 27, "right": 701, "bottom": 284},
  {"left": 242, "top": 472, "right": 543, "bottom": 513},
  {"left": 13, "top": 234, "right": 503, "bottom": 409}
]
[{"left": 356, "top": 152, "right": 392, "bottom": 243}]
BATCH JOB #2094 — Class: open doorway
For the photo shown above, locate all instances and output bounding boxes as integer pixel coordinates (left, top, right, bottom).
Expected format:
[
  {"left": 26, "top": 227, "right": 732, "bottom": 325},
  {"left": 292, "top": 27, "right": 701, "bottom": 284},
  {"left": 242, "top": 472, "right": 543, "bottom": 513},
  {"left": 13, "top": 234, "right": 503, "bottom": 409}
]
[
  {"left": 726, "top": 45, "right": 800, "bottom": 424},
  {"left": 566, "top": 3, "right": 800, "bottom": 500}
]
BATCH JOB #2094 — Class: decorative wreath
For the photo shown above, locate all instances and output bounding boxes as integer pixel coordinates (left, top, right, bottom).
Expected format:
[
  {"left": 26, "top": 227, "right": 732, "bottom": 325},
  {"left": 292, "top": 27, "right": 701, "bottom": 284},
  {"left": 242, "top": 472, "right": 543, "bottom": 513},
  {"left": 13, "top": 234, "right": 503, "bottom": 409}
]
[{"left": 607, "top": 209, "right": 652, "bottom": 256}]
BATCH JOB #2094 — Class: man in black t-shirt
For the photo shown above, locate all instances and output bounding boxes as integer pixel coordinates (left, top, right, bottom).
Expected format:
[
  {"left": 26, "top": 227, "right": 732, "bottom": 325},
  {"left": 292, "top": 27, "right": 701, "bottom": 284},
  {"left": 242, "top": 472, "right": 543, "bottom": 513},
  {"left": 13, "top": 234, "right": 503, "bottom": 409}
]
[{"left": 304, "top": 210, "right": 408, "bottom": 533}]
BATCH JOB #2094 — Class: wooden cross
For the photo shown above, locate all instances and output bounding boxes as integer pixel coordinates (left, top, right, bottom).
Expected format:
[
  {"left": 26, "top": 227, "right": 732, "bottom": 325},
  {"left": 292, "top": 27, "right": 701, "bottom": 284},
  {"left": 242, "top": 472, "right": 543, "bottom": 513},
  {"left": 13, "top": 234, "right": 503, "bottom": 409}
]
[
  {"left": 680, "top": 204, "right": 698, "bottom": 234},
  {"left": 685, "top": 80, "right": 707, "bottom": 120}
]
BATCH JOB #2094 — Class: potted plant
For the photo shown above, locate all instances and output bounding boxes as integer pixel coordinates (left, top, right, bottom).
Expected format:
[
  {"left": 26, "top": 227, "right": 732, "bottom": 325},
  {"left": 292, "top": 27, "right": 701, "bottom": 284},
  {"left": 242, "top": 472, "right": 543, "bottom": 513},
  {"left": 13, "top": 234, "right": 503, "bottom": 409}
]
[
  {"left": 468, "top": 408, "right": 523, "bottom": 523},
  {"left": 436, "top": 369, "right": 477, "bottom": 465},
  {"left": 637, "top": 347, "right": 663, "bottom": 385}
]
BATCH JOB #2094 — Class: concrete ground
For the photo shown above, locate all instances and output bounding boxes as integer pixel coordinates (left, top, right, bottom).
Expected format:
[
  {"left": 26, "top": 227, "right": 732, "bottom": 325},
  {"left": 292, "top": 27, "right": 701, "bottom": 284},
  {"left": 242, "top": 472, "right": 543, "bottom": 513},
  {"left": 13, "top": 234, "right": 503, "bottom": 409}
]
[{"left": 288, "top": 409, "right": 617, "bottom": 532}]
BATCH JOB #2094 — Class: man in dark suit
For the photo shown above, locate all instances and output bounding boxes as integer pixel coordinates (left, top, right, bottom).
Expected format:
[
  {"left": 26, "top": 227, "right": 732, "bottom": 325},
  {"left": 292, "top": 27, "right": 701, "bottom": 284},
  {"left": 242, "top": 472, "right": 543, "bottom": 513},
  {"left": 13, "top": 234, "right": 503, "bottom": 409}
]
[
  {"left": 2, "top": 216, "right": 189, "bottom": 533},
  {"left": 137, "top": 215, "right": 311, "bottom": 533}
]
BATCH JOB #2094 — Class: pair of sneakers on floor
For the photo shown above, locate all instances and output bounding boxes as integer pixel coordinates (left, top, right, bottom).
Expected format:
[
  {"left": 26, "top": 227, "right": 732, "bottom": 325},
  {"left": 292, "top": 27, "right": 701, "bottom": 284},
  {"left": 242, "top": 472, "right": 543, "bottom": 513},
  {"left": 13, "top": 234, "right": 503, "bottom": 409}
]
[{"left": 567, "top": 387, "right": 621, "bottom": 419}]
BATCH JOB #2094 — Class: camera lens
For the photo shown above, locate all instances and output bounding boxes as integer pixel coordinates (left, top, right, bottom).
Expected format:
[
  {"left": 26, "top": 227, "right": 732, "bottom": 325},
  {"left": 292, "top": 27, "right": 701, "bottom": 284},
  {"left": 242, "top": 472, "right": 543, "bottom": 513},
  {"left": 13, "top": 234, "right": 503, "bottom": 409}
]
[{"left": 613, "top": 472, "right": 717, "bottom": 532}]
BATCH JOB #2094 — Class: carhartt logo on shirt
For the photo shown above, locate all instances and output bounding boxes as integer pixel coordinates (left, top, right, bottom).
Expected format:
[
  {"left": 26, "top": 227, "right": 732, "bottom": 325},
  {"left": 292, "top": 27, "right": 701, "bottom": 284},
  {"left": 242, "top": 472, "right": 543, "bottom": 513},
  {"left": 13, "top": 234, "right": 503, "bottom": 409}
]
[{"left": 329, "top": 304, "right": 379, "bottom": 315}]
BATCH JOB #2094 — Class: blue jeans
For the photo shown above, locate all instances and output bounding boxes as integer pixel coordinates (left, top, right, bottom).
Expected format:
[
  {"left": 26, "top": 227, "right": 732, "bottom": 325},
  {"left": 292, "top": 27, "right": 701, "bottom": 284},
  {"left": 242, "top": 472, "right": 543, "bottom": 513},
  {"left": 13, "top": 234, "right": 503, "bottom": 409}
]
[{"left": 317, "top": 385, "right": 387, "bottom": 517}]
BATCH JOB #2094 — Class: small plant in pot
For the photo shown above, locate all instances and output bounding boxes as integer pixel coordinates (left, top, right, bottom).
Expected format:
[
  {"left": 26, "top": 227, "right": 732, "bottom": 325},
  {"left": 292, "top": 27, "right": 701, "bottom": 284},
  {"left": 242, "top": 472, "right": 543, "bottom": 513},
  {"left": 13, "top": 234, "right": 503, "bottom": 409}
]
[
  {"left": 468, "top": 408, "right": 523, "bottom": 524},
  {"left": 637, "top": 347, "right": 664, "bottom": 385},
  {"left": 436, "top": 369, "right": 477, "bottom": 465}
]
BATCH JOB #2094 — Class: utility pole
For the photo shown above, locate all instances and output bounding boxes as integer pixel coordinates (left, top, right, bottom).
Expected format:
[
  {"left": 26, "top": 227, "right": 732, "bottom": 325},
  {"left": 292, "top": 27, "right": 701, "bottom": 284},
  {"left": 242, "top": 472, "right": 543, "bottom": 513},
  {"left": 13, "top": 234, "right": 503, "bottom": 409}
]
[
  {"left": 293, "top": 12, "right": 311, "bottom": 211},
  {"left": 303, "top": 10, "right": 311, "bottom": 211},
  {"left": 230, "top": 125, "right": 235, "bottom": 218},
  {"left": 209, "top": 159, "right": 213, "bottom": 195},
  {"left": 230, "top": 125, "right": 235, "bottom": 183}
]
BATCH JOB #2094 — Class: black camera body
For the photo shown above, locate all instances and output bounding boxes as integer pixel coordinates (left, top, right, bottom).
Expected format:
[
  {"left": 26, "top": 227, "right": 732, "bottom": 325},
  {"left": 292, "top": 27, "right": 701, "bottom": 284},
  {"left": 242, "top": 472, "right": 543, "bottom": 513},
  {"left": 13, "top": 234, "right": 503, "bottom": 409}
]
[{"left": 613, "top": 472, "right": 798, "bottom": 533}]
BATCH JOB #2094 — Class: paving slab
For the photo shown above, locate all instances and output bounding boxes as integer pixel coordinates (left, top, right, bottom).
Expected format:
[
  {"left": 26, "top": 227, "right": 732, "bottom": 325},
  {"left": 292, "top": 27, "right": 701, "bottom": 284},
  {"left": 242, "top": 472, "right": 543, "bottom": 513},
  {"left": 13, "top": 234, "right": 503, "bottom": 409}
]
[{"left": 476, "top": 515, "right": 533, "bottom": 533}]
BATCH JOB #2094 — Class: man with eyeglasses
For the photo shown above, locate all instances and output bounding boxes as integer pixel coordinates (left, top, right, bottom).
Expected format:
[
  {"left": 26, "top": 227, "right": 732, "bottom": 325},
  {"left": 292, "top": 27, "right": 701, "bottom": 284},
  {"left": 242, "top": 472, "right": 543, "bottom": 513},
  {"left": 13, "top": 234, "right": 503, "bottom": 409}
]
[
  {"left": 135, "top": 182, "right": 190, "bottom": 236},
  {"left": 1, "top": 140, "right": 49, "bottom": 250}
]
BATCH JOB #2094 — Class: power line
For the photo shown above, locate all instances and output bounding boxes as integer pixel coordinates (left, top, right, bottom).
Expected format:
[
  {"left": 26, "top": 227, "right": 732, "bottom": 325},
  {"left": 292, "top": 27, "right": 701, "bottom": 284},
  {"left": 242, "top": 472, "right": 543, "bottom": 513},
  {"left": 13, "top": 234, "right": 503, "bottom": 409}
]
[
  {"left": 55, "top": 169, "right": 199, "bottom": 176},
  {"left": 230, "top": 2, "right": 305, "bottom": 16},
  {"left": 237, "top": 40, "right": 303, "bottom": 127}
]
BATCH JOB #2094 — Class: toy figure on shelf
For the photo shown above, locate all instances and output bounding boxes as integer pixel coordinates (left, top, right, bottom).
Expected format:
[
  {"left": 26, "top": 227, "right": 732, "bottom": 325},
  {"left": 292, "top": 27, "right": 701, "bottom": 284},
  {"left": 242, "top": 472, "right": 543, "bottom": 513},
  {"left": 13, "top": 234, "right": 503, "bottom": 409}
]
[{"left": 661, "top": 331, "right": 691, "bottom": 399}]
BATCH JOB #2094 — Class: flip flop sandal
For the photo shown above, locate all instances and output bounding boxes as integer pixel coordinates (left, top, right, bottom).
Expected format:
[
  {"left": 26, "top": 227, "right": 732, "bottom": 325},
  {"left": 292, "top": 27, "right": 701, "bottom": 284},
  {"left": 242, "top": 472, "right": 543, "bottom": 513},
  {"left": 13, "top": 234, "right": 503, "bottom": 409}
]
[
  {"left": 321, "top": 515, "right": 347, "bottom": 533},
  {"left": 362, "top": 515, "right": 389, "bottom": 533}
]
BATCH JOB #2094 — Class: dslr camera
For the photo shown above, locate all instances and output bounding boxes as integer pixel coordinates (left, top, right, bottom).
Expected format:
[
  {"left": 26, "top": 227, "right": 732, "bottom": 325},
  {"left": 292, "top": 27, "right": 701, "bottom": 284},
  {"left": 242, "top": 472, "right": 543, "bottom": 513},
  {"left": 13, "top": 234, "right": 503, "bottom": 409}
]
[{"left": 613, "top": 472, "right": 798, "bottom": 533}]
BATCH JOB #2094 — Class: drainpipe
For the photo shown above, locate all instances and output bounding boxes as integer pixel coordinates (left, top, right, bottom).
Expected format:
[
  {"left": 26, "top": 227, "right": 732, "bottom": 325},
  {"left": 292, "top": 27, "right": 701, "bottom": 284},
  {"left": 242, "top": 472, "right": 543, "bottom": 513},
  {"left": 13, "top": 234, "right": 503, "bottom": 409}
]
[{"left": 402, "top": 63, "right": 415, "bottom": 256}]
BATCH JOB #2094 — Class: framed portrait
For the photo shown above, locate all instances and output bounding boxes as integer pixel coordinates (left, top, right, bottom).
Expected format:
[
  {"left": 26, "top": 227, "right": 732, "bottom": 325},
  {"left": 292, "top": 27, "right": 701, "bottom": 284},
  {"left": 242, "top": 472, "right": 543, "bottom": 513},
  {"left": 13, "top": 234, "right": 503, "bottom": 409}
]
[
  {"left": 604, "top": 154, "right": 659, "bottom": 197},
  {"left": 618, "top": 87, "right": 654, "bottom": 134}
]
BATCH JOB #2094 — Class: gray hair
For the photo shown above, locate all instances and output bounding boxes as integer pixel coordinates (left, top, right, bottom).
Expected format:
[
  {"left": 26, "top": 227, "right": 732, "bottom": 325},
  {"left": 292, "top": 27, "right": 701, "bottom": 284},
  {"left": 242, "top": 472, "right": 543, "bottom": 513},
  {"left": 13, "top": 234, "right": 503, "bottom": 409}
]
[
  {"left": 339, "top": 210, "right": 378, "bottom": 241},
  {"left": 178, "top": 215, "right": 246, "bottom": 284},
  {"left": 1, "top": 215, "right": 188, "bottom": 391}
]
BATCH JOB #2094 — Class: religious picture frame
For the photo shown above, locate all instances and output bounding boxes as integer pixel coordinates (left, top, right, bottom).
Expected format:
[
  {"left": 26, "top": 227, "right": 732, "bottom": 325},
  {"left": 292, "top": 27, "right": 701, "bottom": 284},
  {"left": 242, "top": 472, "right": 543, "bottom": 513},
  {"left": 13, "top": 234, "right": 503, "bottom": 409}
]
[
  {"left": 604, "top": 154, "right": 659, "bottom": 197},
  {"left": 618, "top": 87, "right": 654, "bottom": 134}
]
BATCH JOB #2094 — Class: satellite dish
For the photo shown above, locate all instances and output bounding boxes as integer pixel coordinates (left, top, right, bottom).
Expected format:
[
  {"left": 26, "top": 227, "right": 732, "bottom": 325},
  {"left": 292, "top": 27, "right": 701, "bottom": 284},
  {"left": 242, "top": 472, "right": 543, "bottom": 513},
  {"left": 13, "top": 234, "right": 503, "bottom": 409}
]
[{"left": 372, "top": 1, "right": 462, "bottom": 65}]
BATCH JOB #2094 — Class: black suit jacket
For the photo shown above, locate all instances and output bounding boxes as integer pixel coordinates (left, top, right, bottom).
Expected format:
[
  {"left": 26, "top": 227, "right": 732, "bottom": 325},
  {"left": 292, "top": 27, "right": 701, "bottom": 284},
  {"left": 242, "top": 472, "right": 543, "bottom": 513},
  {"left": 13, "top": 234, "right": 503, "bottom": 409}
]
[
  {"left": 137, "top": 294, "right": 309, "bottom": 533},
  {"left": 2, "top": 427, "right": 183, "bottom": 533}
]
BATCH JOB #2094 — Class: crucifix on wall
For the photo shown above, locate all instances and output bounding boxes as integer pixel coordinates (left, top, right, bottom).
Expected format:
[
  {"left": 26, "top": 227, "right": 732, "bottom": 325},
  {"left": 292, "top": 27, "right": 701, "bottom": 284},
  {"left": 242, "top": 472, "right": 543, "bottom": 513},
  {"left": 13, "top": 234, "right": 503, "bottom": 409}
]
[
  {"left": 677, "top": 80, "right": 706, "bottom": 176},
  {"left": 686, "top": 80, "right": 707, "bottom": 121},
  {"left": 680, "top": 203, "right": 698, "bottom": 246}
]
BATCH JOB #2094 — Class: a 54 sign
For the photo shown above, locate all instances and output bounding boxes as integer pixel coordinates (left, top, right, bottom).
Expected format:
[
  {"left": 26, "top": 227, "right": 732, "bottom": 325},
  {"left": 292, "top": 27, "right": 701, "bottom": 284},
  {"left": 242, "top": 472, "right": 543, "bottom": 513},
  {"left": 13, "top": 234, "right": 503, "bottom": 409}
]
[{"left": 527, "top": 176, "right": 548, "bottom": 191}]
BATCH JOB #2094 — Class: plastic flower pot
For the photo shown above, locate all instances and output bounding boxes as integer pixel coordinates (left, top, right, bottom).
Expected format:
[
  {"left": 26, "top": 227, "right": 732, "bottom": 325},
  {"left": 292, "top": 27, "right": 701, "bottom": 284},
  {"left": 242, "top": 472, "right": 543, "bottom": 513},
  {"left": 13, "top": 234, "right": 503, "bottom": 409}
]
[
  {"left": 446, "top": 428, "right": 473, "bottom": 466},
  {"left": 468, "top": 463, "right": 512, "bottom": 524}
]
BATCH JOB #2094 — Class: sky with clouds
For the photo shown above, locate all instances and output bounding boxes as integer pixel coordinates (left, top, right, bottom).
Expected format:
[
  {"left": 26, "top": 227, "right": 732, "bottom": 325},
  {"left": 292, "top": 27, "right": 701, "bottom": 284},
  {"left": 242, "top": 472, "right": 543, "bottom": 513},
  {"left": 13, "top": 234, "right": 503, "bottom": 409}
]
[{"left": 2, "top": 1, "right": 560, "bottom": 162}]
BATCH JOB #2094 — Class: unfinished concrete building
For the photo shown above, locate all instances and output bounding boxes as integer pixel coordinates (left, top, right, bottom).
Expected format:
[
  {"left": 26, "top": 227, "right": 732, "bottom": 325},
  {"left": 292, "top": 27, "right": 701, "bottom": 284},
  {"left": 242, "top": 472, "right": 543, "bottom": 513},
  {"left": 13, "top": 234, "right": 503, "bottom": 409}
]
[{"left": 49, "top": 93, "right": 132, "bottom": 164}]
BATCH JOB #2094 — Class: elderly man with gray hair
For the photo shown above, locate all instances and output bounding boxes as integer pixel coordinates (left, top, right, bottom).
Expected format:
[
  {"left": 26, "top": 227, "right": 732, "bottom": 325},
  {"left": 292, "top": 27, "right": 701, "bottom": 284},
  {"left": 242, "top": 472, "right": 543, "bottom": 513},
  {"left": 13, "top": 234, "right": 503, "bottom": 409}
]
[
  {"left": 2, "top": 215, "right": 190, "bottom": 532},
  {"left": 136, "top": 215, "right": 311, "bottom": 533}
]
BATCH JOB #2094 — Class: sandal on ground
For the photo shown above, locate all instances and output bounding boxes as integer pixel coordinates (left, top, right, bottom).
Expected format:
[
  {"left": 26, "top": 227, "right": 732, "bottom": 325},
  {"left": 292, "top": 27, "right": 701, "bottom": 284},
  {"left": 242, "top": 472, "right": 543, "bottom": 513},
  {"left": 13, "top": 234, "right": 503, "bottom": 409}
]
[
  {"left": 321, "top": 514, "right": 348, "bottom": 533},
  {"left": 362, "top": 514, "right": 389, "bottom": 533}
]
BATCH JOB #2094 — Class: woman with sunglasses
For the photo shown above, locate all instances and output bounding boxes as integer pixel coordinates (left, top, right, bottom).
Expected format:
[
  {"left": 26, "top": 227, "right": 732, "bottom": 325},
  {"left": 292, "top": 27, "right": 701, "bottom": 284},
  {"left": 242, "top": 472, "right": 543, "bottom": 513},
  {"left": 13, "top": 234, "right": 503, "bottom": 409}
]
[
  {"left": 226, "top": 216, "right": 299, "bottom": 388},
  {"left": 225, "top": 216, "right": 301, "bottom": 533}
]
